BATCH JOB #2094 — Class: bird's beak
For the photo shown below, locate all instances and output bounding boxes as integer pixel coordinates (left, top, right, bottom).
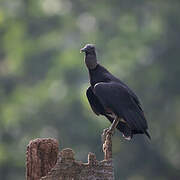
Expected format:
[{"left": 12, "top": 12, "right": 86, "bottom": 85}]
[{"left": 80, "top": 47, "right": 86, "bottom": 53}]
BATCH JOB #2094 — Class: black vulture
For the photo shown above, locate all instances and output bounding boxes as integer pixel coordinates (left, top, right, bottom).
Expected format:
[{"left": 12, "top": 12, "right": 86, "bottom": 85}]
[{"left": 81, "top": 44, "right": 150, "bottom": 140}]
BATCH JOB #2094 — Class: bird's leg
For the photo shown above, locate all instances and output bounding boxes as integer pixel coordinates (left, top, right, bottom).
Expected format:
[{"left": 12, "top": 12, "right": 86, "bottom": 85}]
[
  {"left": 107, "top": 116, "right": 119, "bottom": 135},
  {"left": 101, "top": 116, "right": 119, "bottom": 144}
]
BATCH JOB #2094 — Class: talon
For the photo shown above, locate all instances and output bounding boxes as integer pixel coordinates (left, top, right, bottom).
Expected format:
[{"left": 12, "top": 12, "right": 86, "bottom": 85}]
[
  {"left": 107, "top": 129, "right": 112, "bottom": 134},
  {"left": 106, "top": 129, "right": 115, "bottom": 136},
  {"left": 101, "top": 128, "right": 109, "bottom": 143},
  {"left": 101, "top": 128, "right": 115, "bottom": 144},
  {"left": 103, "top": 128, "right": 109, "bottom": 134}
]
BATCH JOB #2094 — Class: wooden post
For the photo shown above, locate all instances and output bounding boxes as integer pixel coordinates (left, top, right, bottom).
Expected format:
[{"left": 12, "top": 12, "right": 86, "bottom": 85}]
[
  {"left": 26, "top": 133, "right": 114, "bottom": 180},
  {"left": 103, "top": 132, "right": 112, "bottom": 160}
]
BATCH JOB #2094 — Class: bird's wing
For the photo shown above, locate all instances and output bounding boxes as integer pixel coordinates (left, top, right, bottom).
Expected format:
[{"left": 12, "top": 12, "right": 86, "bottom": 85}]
[
  {"left": 86, "top": 86, "right": 105, "bottom": 116},
  {"left": 106, "top": 72, "right": 143, "bottom": 111},
  {"left": 94, "top": 82, "right": 148, "bottom": 133},
  {"left": 126, "top": 87, "right": 143, "bottom": 111}
]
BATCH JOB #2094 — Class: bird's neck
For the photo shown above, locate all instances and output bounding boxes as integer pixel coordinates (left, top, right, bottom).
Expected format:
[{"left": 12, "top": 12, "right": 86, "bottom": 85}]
[
  {"left": 88, "top": 64, "right": 110, "bottom": 87},
  {"left": 85, "top": 52, "right": 97, "bottom": 70}
]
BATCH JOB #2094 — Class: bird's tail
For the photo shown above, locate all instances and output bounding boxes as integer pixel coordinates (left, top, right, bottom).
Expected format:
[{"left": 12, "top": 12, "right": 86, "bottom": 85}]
[{"left": 145, "top": 130, "right": 151, "bottom": 140}]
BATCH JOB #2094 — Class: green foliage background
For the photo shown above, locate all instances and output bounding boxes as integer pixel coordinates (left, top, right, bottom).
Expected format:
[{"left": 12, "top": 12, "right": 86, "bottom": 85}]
[{"left": 0, "top": 0, "right": 180, "bottom": 179}]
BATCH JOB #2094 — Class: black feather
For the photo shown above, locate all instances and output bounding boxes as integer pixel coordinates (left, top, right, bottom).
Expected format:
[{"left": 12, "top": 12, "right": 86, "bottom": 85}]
[{"left": 82, "top": 46, "right": 151, "bottom": 140}]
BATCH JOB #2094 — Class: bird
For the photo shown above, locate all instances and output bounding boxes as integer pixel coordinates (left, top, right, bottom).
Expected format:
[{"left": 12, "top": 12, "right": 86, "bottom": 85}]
[{"left": 80, "top": 44, "right": 151, "bottom": 140}]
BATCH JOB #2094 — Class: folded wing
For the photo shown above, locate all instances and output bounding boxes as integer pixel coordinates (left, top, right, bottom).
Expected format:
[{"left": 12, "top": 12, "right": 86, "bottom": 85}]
[{"left": 94, "top": 82, "right": 150, "bottom": 139}]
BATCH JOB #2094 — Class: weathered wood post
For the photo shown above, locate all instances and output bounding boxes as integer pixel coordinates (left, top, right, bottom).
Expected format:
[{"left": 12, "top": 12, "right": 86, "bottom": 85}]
[
  {"left": 26, "top": 138, "right": 59, "bottom": 180},
  {"left": 26, "top": 133, "right": 114, "bottom": 180}
]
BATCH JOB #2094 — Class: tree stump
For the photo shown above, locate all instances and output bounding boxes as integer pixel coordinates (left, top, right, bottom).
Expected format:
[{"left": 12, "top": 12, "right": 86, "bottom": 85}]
[
  {"left": 26, "top": 138, "right": 59, "bottom": 180},
  {"left": 26, "top": 133, "right": 114, "bottom": 180}
]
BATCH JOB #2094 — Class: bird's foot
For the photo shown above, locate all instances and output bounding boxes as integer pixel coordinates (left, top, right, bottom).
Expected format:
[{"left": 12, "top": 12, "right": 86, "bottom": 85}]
[
  {"left": 101, "top": 128, "right": 108, "bottom": 144},
  {"left": 101, "top": 128, "right": 114, "bottom": 144}
]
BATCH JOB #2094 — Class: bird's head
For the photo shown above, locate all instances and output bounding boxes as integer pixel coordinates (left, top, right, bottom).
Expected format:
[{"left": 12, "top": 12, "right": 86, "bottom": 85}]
[
  {"left": 80, "top": 44, "right": 95, "bottom": 54},
  {"left": 80, "top": 44, "right": 97, "bottom": 69}
]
